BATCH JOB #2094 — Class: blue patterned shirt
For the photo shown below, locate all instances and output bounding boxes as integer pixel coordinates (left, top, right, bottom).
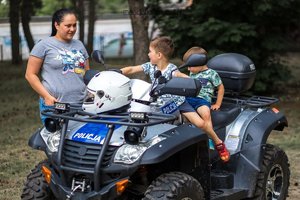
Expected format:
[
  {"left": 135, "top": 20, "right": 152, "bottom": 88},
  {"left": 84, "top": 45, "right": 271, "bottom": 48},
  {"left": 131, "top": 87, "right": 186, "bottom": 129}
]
[
  {"left": 141, "top": 62, "right": 185, "bottom": 106},
  {"left": 189, "top": 68, "right": 222, "bottom": 103}
]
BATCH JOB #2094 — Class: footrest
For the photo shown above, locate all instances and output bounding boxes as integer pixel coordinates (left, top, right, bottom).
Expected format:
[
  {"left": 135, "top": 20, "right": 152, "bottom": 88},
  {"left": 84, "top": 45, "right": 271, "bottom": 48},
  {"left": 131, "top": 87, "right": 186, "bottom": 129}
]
[
  {"left": 211, "top": 189, "right": 248, "bottom": 200},
  {"left": 211, "top": 171, "right": 233, "bottom": 189}
]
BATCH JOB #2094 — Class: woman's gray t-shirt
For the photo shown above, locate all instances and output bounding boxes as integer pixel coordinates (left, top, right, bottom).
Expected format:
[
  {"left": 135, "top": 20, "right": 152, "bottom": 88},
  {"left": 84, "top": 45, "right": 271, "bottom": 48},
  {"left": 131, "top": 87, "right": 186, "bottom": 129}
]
[{"left": 30, "top": 37, "right": 89, "bottom": 103}]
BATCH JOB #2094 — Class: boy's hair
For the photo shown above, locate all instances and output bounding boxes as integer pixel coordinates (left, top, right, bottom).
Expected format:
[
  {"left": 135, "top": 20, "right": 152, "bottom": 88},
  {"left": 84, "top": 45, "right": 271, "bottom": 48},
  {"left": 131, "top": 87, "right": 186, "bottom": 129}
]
[
  {"left": 183, "top": 46, "right": 207, "bottom": 62},
  {"left": 150, "top": 36, "right": 174, "bottom": 59}
]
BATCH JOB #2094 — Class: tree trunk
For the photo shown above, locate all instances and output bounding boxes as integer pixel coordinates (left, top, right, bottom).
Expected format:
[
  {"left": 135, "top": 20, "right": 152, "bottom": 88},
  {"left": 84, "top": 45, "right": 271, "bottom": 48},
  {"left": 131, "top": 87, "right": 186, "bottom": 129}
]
[
  {"left": 71, "top": 0, "right": 85, "bottom": 43},
  {"left": 21, "top": 0, "right": 35, "bottom": 51},
  {"left": 9, "top": 0, "right": 22, "bottom": 64},
  {"left": 128, "top": 0, "right": 149, "bottom": 80},
  {"left": 78, "top": 0, "right": 85, "bottom": 43},
  {"left": 87, "top": 0, "right": 96, "bottom": 55}
]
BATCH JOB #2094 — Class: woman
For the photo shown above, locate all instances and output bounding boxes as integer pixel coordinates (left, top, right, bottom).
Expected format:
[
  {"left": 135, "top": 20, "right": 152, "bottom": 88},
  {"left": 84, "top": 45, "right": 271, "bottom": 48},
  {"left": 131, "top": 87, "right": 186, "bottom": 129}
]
[{"left": 25, "top": 8, "right": 90, "bottom": 123}]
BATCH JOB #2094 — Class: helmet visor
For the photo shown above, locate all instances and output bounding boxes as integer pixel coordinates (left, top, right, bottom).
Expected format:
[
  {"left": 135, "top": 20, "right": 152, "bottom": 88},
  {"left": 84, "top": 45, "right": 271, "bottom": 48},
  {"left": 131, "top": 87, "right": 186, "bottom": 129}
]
[{"left": 84, "top": 91, "right": 95, "bottom": 104}]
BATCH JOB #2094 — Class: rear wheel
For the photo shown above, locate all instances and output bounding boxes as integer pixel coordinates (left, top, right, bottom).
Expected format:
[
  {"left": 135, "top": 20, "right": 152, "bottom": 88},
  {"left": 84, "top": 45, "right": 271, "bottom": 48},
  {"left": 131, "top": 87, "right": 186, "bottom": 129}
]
[
  {"left": 21, "top": 160, "right": 55, "bottom": 200},
  {"left": 251, "top": 144, "right": 290, "bottom": 200},
  {"left": 143, "top": 171, "right": 204, "bottom": 200}
]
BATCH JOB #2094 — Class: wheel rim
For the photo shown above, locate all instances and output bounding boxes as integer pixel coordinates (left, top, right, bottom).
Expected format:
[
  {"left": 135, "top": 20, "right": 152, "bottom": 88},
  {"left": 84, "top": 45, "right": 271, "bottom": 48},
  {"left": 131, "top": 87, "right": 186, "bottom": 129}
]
[{"left": 266, "top": 164, "right": 283, "bottom": 200}]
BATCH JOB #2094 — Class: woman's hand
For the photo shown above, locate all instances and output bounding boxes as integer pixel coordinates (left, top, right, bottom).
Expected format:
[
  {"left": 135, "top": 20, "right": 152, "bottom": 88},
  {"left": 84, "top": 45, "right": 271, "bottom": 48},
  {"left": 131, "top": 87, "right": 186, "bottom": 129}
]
[{"left": 44, "top": 95, "right": 58, "bottom": 106}]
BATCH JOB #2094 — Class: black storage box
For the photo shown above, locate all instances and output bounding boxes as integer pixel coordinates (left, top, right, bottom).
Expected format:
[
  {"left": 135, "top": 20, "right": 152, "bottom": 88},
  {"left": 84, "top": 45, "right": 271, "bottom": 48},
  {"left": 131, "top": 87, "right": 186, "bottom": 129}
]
[{"left": 207, "top": 53, "right": 256, "bottom": 93}]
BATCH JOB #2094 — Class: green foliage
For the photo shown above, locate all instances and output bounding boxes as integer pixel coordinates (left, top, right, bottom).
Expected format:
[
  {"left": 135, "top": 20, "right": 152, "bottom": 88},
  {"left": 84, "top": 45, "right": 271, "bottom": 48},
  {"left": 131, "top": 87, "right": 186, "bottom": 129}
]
[
  {"left": 0, "top": 0, "right": 8, "bottom": 17},
  {"left": 149, "top": 0, "right": 300, "bottom": 93},
  {"left": 0, "top": 1, "right": 41, "bottom": 20},
  {"left": 98, "top": 0, "right": 128, "bottom": 13},
  {"left": 34, "top": 0, "right": 128, "bottom": 16},
  {"left": 36, "top": 0, "right": 73, "bottom": 15},
  {"left": 254, "top": 59, "right": 291, "bottom": 93},
  {"left": 0, "top": 0, "right": 129, "bottom": 18}
]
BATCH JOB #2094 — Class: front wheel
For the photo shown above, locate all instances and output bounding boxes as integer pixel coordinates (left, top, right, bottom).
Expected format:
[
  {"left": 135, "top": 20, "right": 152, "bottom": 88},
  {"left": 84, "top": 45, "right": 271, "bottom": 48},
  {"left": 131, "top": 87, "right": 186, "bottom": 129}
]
[
  {"left": 21, "top": 160, "right": 55, "bottom": 200},
  {"left": 143, "top": 171, "right": 204, "bottom": 200},
  {"left": 251, "top": 144, "right": 290, "bottom": 200}
]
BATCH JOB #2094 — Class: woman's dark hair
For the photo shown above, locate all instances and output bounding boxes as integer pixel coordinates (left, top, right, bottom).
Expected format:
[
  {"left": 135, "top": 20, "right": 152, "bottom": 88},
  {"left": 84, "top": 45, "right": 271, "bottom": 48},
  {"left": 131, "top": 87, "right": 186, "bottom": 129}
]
[{"left": 51, "top": 8, "right": 76, "bottom": 36}]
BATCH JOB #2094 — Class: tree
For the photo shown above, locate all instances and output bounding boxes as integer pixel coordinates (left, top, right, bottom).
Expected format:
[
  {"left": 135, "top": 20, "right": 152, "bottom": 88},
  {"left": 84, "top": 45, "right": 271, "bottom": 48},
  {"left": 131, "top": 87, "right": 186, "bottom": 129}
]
[
  {"left": 21, "top": 0, "right": 42, "bottom": 51},
  {"left": 126, "top": 0, "right": 192, "bottom": 79},
  {"left": 71, "top": 0, "right": 85, "bottom": 43},
  {"left": 9, "top": 0, "right": 22, "bottom": 64},
  {"left": 127, "top": 0, "right": 149, "bottom": 70},
  {"left": 87, "top": 0, "right": 96, "bottom": 54},
  {"left": 150, "top": 0, "right": 300, "bottom": 93},
  {"left": 70, "top": 0, "right": 96, "bottom": 53},
  {"left": 125, "top": 0, "right": 193, "bottom": 79}
]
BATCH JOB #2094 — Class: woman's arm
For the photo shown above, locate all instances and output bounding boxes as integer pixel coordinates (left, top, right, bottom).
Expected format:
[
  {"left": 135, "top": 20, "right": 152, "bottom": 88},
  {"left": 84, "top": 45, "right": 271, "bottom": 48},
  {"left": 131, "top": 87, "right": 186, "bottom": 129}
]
[
  {"left": 25, "top": 56, "right": 57, "bottom": 105},
  {"left": 84, "top": 59, "right": 90, "bottom": 70}
]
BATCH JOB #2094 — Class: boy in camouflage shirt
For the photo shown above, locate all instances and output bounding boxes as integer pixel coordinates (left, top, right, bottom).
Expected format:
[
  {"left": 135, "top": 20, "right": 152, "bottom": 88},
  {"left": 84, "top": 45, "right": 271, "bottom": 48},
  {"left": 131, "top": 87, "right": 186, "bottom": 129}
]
[{"left": 183, "top": 47, "right": 229, "bottom": 162}]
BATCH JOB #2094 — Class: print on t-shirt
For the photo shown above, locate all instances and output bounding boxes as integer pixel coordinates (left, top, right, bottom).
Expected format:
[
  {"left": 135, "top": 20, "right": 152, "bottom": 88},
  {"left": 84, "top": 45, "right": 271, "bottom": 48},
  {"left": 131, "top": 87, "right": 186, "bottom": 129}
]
[
  {"left": 57, "top": 49, "right": 86, "bottom": 74},
  {"left": 198, "top": 77, "right": 209, "bottom": 86}
]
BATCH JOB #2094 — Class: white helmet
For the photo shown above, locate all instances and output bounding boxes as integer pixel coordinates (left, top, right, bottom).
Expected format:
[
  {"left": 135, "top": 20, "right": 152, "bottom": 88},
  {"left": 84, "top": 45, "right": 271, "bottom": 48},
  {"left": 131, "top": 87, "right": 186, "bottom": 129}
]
[{"left": 82, "top": 71, "right": 132, "bottom": 114}]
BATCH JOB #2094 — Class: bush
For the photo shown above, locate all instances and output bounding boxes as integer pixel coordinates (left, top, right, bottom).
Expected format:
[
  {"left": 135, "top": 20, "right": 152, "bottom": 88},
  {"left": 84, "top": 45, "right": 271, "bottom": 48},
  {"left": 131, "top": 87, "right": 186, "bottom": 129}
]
[{"left": 149, "top": 0, "right": 300, "bottom": 93}]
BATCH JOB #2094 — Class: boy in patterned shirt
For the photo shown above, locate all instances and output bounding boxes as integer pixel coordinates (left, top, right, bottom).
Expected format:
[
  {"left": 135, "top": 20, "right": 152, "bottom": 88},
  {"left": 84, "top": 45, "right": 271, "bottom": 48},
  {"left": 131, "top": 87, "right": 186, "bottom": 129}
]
[
  {"left": 121, "top": 38, "right": 229, "bottom": 162},
  {"left": 121, "top": 36, "right": 187, "bottom": 109},
  {"left": 183, "top": 46, "right": 230, "bottom": 162}
]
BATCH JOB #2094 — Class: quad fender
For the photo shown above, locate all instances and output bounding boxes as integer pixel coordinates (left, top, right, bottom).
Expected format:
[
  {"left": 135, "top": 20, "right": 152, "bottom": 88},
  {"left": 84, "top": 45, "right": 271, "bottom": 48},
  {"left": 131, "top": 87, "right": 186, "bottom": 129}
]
[
  {"left": 28, "top": 128, "right": 47, "bottom": 151},
  {"left": 240, "top": 108, "right": 287, "bottom": 168},
  {"left": 139, "top": 124, "right": 208, "bottom": 165},
  {"left": 231, "top": 108, "right": 287, "bottom": 196}
]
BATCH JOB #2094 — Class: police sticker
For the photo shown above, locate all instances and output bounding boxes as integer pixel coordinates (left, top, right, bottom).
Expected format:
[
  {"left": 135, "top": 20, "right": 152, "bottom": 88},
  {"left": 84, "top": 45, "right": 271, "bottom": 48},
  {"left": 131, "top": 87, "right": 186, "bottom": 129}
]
[
  {"left": 161, "top": 101, "right": 178, "bottom": 114},
  {"left": 72, "top": 132, "right": 105, "bottom": 144},
  {"left": 72, "top": 119, "right": 121, "bottom": 144}
]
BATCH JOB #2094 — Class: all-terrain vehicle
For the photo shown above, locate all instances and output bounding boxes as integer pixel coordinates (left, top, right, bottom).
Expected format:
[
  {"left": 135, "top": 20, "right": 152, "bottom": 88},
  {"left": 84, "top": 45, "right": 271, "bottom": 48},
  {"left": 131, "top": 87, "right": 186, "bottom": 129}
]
[{"left": 21, "top": 51, "right": 290, "bottom": 200}]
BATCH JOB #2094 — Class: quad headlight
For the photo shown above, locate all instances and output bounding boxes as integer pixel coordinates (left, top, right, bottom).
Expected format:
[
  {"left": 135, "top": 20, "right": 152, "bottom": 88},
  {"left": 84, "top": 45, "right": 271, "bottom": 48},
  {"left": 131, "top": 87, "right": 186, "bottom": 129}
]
[
  {"left": 40, "top": 128, "right": 61, "bottom": 153},
  {"left": 46, "top": 131, "right": 61, "bottom": 152},
  {"left": 114, "top": 135, "right": 166, "bottom": 164}
]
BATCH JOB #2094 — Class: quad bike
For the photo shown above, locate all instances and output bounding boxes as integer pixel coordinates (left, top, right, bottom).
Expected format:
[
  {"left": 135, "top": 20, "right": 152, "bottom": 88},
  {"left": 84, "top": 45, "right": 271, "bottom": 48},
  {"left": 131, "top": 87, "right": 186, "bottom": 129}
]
[{"left": 21, "top": 51, "right": 290, "bottom": 200}]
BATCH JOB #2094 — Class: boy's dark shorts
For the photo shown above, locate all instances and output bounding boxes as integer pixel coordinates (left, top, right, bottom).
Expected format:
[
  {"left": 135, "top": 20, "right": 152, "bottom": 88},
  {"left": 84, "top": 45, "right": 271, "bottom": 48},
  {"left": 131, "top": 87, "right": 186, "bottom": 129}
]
[
  {"left": 186, "top": 97, "right": 211, "bottom": 110},
  {"left": 178, "top": 101, "right": 196, "bottom": 113}
]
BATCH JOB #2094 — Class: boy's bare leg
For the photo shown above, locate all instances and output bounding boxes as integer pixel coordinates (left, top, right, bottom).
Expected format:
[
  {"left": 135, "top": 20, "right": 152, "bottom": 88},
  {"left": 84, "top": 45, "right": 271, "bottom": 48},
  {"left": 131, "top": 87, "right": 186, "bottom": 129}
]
[
  {"left": 183, "top": 109, "right": 230, "bottom": 162},
  {"left": 182, "top": 111, "right": 221, "bottom": 144},
  {"left": 196, "top": 106, "right": 220, "bottom": 143}
]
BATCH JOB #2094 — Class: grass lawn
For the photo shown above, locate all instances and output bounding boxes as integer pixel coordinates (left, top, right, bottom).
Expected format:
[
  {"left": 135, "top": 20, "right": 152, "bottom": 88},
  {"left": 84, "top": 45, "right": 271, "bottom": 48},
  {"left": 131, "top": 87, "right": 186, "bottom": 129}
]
[{"left": 0, "top": 55, "right": 299, "bottom": 199}]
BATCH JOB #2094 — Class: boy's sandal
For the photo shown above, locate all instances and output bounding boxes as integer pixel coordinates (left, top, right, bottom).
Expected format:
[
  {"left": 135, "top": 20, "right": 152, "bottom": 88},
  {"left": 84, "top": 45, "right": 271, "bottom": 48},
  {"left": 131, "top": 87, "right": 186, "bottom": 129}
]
[{"left": 215, "top": 142, "right": 230, "bottom": 163}]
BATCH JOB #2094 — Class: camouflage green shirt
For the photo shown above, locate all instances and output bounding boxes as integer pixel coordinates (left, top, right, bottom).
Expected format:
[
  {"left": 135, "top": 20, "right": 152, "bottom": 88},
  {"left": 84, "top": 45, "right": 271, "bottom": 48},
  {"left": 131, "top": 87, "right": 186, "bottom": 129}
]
[{"left": 189, "top": 69, "right": 222, "bottom": 103}]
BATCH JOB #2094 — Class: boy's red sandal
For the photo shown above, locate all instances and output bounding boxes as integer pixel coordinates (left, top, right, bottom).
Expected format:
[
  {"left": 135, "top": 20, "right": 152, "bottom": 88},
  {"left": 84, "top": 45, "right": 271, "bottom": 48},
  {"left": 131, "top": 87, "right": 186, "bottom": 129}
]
[{"left": 215, "top": 142, "right": 230, "bottom": 163}]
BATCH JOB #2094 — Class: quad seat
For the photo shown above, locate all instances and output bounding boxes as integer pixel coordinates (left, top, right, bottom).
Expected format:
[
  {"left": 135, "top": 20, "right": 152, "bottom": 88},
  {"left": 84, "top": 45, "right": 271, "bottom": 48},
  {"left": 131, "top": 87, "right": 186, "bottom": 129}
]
[{"left": 211, "top": 103, "right": 241, "bottom": 130}]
